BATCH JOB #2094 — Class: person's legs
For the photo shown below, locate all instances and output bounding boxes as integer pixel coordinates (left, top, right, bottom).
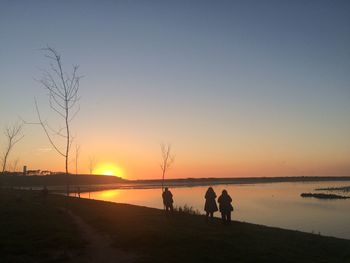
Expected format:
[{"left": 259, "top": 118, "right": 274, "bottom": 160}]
[
  {"left": 227, "top": 212, "right": 231, "bottom": 224},
  {"left": 210, "top": 212, "right": 214, "bottom": 222},
  {"left": 221, "top": 212, "right": 225, "bottom": 224},
  {"left": 222, "top": 212, "right": 230, "bottom": 224},
  {"left": 170, "top": 203, "right": 174, "bottom": 214}
]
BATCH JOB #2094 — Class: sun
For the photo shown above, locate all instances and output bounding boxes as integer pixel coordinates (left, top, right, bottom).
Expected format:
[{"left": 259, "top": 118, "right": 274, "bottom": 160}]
[{"left": 93, "top": 162, "right": 124, "bottom": 178}]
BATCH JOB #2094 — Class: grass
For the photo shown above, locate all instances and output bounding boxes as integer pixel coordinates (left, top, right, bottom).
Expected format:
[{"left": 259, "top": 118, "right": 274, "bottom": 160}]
[
  {"left": 174, "top": 204, "right": 201, "bottom": 215},
  {"left": 64, "top": 195, "right": 350, "bottom": 263},
  {"left": 1, "top": 189, "right": 350, "bottom": 263},
  {"left": 0, "top": 189, "right": 85, "bottom": 263}
]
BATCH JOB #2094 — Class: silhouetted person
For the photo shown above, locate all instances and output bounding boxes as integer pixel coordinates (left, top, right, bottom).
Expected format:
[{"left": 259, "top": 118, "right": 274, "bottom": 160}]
[
  {"left": 204, "top": 187, "right": 218, "bottom": 222},
  {"left": 77, "top": 186, "right": 81, "bottom": 198},
  {"left": 218, "top": 189, "right": 233, "bottom": 224},
  {"left": 162, "top": 187, "right": 174, "bottom": 215}
]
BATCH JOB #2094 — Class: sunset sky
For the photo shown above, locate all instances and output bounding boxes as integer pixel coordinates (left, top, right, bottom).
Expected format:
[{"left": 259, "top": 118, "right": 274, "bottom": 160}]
[{"left": 1, "top": 1, "right": 349, "bottom": 179}]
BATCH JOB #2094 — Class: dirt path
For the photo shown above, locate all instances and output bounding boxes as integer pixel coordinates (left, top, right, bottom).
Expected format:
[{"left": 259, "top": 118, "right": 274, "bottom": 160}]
[{"left": 68, "top": 211, "right": 138, "bottom": 263}]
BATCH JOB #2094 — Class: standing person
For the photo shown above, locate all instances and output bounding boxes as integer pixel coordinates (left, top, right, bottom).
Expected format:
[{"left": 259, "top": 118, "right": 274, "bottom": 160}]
[
  {"left": 162, "top": 187, "right": 174, "bottom": 215},
  {"left": 218, "top": 189, "right": 233, "bottom": 224},
  {"left": 204, "top": 187, "right": 218, "bottom": 222}
]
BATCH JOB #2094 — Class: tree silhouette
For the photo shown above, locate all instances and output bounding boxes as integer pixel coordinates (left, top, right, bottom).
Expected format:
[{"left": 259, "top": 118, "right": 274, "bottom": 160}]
[
  {"left": 88, "top": 155, "right": 97, "bottom": 175},
  {"left": 74, "top": 144, "right": 81, "bottom": 176},
  {"left": 1, "top": 122, "right": 24, "bottom": 173},
  {"left": 160, "top": 143, "right": 175, "bottom": 191},
  {"left": 34, "top": 46, "right": 81, "bottom": 195}
]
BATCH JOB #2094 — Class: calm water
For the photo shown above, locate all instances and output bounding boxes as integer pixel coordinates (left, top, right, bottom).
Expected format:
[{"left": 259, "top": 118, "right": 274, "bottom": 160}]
[{"left": 78, "top": 181, "right": 350, "bottom": 240}]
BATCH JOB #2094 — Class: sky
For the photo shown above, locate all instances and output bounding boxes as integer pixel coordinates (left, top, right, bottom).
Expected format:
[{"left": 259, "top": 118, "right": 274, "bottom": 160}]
[{"left": 0, "top": 0, "right": 349, "bottom": 179}]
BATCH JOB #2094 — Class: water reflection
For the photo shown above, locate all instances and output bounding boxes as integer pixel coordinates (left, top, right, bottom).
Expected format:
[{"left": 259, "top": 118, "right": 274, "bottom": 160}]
[{"left": 78, "top": 181, "right": 350, "bottom": 240}]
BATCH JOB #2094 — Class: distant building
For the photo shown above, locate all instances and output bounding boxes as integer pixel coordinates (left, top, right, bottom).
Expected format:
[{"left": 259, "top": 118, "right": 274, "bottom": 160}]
[
  {"left": 22, "top": 168, "right": 52, "bottom": 176},
  {"left": 27, "top": 170, "right": 41, "bottom": 176}
]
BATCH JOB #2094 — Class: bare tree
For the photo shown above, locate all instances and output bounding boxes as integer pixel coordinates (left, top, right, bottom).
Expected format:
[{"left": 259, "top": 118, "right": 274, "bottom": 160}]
[
  {"left": 160, "top": 143, "right": 175, "bottom": 191},
  {"left": 88, "top": 155, "right": 97, "bottom": 199},
  {"left": 33, "top": 46, "right": 81, "bottom": 195},
  {"left": 88, "top": 155, "right": 96, "bottom": 175},
  {"left": 74, "top": 144, "right": 81, "bottom": 176},
  {"left": 10, "top": 158, "right": 20, "bottom": 172},
  {"left": 1, "top": 122, "right": 24, "bottom": 173}
]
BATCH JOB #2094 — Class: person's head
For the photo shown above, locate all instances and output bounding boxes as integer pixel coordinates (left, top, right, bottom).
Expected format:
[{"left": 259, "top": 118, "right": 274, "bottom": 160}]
[
  {"left": 165, "top": 187, "right": 169, "bottom": 192},
  {"left": 222, "top": 189, "right": 228, "bottom": 195},
  {"left": 207, "top": 187, "right": 214, "bottom": 193}
]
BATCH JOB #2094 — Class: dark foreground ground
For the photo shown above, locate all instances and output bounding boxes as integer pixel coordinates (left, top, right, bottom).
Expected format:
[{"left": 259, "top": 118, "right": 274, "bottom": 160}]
[{"left": 1, "top": 189, "right": 350, "bottom": 263}]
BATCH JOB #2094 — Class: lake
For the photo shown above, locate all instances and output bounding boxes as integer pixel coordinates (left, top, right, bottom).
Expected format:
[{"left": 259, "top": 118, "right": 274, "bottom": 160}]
[{"left": 77, "top": 181, "right": 350, "bottom": 240}]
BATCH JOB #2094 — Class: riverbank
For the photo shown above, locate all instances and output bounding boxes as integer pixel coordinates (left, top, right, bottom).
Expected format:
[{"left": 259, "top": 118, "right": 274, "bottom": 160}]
[{"left": 1, "top": 189, "right": 350, "bottom": 262}]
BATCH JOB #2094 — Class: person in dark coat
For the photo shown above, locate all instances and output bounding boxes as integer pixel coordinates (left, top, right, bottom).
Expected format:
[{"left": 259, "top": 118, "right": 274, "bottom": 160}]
[
  {"left": 204, "top": 187, "right": 218, "bottom": 222},
  {"left": 217, "top": 189, "right": 233, "bottom": 224},
  {"left": 162, "top": 187, "right": 174, "bottom": 215}
]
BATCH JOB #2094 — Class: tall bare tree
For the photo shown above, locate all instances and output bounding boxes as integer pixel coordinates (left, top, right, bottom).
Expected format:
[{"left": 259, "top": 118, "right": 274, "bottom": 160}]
[
  {"left": 88, "top": 155, "right": 96, "bottom": 175},
  {"left": 88, "top": 155, "right": 97, "bottom": 199},
  {"left": 1, "top": 122, "right": 24, "bottom": 173},
  {"left": 35, "top": 46, "right": 81, "bottom": 195},
  {"left": 74, "top": 144, "right": 81, "bottom": 176},
  {"left": 160, "top": 143, "right": 175, "bottom": 191}
]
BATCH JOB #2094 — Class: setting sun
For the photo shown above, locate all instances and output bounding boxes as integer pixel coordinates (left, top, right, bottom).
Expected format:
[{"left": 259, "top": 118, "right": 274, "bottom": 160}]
[{"left": 93, "top": 163, "right": 124, "bottom": 178}]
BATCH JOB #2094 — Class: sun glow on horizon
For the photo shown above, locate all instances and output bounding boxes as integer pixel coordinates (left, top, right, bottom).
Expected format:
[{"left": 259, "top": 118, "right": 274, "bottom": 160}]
[{"left": 93, "top": 162, "right": 124, "bottom": 178}]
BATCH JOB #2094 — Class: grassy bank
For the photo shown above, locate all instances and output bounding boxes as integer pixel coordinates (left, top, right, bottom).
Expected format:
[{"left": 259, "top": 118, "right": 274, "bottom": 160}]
[
  {"left": 65, "top": 197, "right": 350, "bottom": 263},
  {"left": 0, "top": 190, "right": 85, "bottom": 263},
  {"left": 1, "top": 189, "right": 350, "bottom": 263}
]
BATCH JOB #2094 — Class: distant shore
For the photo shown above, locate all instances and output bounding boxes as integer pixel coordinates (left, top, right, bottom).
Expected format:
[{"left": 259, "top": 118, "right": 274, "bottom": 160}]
[
  {"left": 1, "top": 174, "right": 350, "bottom": 193},
  {"left": 78, "top": 175, "right": 350, "bottom": 193},
  {"left": 133, "top": 175, "right": 350, "bottom": 188},
  {"left": 301, "top": 192, "right": 350, "bottom": 199}
]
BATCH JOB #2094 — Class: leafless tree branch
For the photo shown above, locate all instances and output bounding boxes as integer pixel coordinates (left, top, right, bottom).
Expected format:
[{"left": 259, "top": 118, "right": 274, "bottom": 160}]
[
  {"left": 32, "top": 46, "right": 82, "bottom": 197},
  {"left": 160, "top": 143, "right": 175, "bottom": 191},
  {"left": 1, "top": 121, "right": 24, "bottom": 173},
  {"left": 75, "top": 144, "right": 81, "bottom": 176},
  {"left": 34, "top": 100, "right": 66, "bottom": 157},
  {"left": 9, "top": 158, "right": 20, "bottom": 172},
  {"left": 89, "top": 155, "right": 97, "bottom": 175}
]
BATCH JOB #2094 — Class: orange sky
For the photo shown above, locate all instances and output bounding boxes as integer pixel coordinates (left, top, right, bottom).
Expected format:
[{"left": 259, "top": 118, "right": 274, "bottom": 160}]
[{"left": 8, "top": 120, "right": 349, "bottom": 180}]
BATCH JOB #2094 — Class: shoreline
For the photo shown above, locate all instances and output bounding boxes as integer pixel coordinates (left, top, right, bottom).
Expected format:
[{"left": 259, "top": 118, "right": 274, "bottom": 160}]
[{"left": 3, "top": 175, "right": 350, "bottom": 193}]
